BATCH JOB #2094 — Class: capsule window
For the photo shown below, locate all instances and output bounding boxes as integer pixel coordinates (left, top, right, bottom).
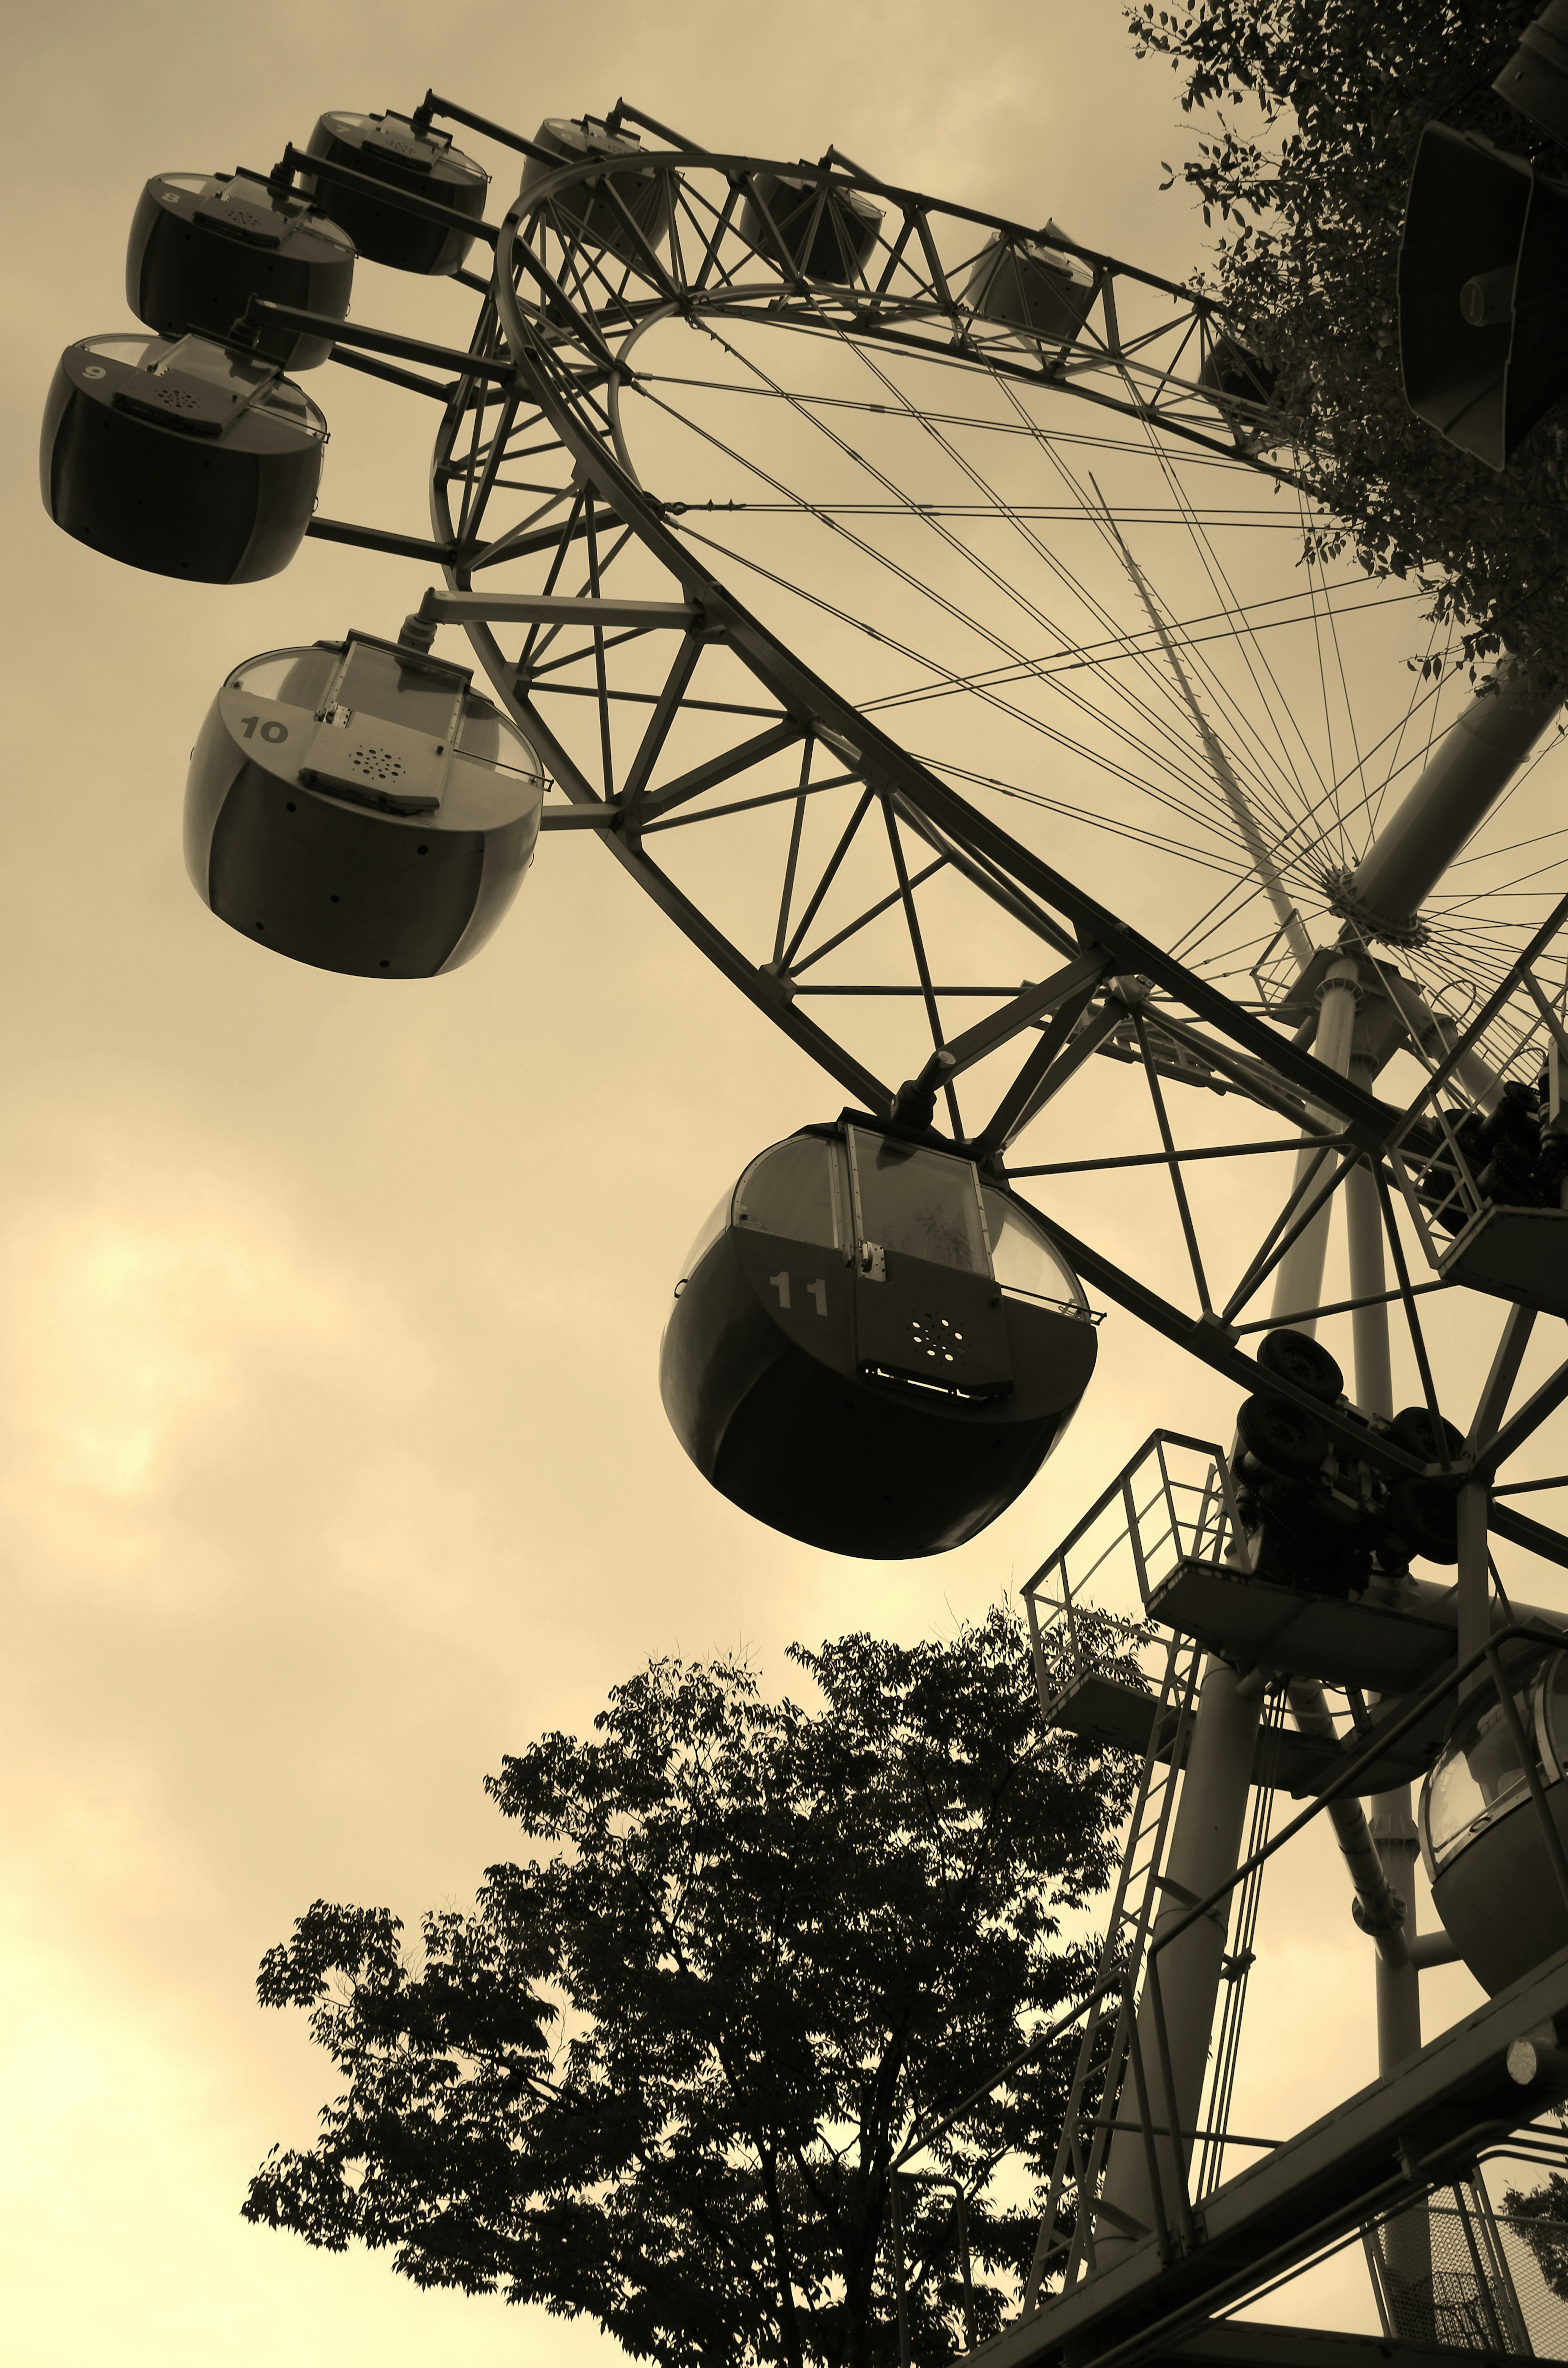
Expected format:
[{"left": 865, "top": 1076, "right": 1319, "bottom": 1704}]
[
  {"left": 982, "top": 1187, "right": 1087, "bottom": 1311},
  {"left": 1540, "top": 1650, "right": 1568, "bottom": 1780},
  {"left": 323, "top": 640, "right": 466, "bottom": 740},
  {"left": 229, "top": 647, "right": 338, "bottom": 706},
  {"left": 677, "top": 1190, "right": 733, "bottom": 1287},
  {"left": 734, "top": 1136, "right": 840, "bottom": 1249},
  {"left": 848, "top": 1130, "right": 987, "bottom": 1274},
  {"left": 1424, "top": 1687, "right": 1539, "bottom": 1870}
]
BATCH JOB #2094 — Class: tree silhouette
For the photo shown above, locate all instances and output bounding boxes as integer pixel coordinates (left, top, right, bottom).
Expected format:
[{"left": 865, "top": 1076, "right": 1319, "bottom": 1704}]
[
  {"left": 243, "top": 1605, "right": 1140, "bottom": 2368},
  {"left": 1131, "top": 0, "right": 1568, "bottom": 681}
]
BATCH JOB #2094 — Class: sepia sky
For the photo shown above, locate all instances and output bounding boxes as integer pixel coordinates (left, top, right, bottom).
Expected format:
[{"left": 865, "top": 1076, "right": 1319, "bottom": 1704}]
[{"left": 5, "top": 4, "right": 1565, "bottom": 2362}]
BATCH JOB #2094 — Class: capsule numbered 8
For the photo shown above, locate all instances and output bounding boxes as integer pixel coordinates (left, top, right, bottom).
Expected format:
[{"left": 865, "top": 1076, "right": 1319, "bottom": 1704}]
[
  {"left": 660, "top": 1120, "right": 1099, "bottom": 1558},
  {"left": 185, "top": 633, "right": 544, "bottom": 977},
  {"left": 738, "top": 169, "right": 883, "bottom": 283},
  {"left": 127, "top": 172, "right": 355, "bottom": 370},
  {"left": 301, "top": 111, "right": 488, "bottom": 276},
  {"left": 519, "top": 118, "right": 673, "bottom": 264},
  {"left": 41, "top": 332, "right": 325, "bottom": 583},
  {"left": 962, "top": 225, "right": 1096, "bottom": 346}
]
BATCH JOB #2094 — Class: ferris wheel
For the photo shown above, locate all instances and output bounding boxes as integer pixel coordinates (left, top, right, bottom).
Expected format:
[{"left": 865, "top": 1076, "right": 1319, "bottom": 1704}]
[
  {"left": 43, "top": 93, "right": 1568, "bottom": 1567},
  {"left": 42, "top": 89, "right": 1568, "bottom": 2354}
]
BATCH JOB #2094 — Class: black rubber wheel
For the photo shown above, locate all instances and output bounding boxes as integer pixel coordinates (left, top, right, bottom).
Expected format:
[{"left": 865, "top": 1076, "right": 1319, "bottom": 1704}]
[
  {"left": 1386, "top": 1475, "right": 1460, "bottom": 1565},
  {"left": 1256, "top": 1328, "right": 1344, "bottom": 1404},
  {"left": 1390, "top": 1405, "right": 1465, "bottom": 1465},
  {"left": 1236, "top": 1391, "right": 1330, "bottom": 1480}
]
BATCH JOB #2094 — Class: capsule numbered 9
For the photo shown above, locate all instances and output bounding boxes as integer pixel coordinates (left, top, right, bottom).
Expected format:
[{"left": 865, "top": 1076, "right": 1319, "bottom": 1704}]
[
  {"left": 41, "top": 332, "right": 326, "bottom": 583},
  {"left": 185, "top": 633, "right": 544, "bottom": 977},
  {"left": 127, "top": 172, "right": 355, "bottom": 369}
]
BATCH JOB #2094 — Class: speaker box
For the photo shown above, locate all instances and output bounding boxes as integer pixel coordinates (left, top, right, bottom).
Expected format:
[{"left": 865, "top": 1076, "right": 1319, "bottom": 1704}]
[
  {"left": 1494, "top": 0, "right": 1568, "bottom": 145},
  {"left": 1399, "top": 122, "right": 1568, "bottom": 469}
]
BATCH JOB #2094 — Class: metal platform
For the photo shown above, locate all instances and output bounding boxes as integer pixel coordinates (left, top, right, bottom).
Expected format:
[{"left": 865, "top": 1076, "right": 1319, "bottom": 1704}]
[
  {"left": 1170, "top": 2323, "right": 1565, "bottom": 2368},
  {"left": 1439, "top": 1205, "right": 1568, "bottom": 1322},
  {"left": 968, "top": 1941, "right": 1568, "bottom": 2368},
  {"left": 1050, "top": 1666, "right": 1343, "bottom": 1795},
  {"left": 1052, "top": 1660, "right": 1439, "bottom": 1798},
  {"left": 1148, "top": 1560, "right": 1459, "bottom": 1697}
]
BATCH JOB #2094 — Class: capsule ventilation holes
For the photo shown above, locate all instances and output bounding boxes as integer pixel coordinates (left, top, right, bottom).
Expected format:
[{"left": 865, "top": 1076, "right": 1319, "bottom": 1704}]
[
  {"left": 348, "top": 745, "right": 405, "bottom": 783},
  {"left": 911, "top": 1313, "right": 964, "bottom": 1366}
]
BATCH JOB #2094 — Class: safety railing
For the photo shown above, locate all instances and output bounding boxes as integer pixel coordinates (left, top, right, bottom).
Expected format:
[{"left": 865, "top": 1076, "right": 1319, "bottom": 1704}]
[
  {"left": 1021, "top": 1429, "right": 1249, "bottom": 1717},
  {"left": 1132, "top": 1623, "right": 1568, "bottom": 2268},
  {"left": 1384, "top": 893, "right": 1568, "bottom": 1277}
]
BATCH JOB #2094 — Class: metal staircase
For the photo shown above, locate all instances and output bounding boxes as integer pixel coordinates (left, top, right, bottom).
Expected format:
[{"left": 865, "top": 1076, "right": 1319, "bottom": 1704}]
[{"left": 1023, "top": 1626, "right": 1205, "bottom": 2307}]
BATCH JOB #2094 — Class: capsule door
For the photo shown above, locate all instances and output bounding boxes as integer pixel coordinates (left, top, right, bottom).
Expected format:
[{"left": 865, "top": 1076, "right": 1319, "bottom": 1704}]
[
  {"left": 727, "top": 1226, "right": 855, "bottom": 1373},
  {"left": 845, "top": 1129, "right": 1012, "bottom": 1395}
]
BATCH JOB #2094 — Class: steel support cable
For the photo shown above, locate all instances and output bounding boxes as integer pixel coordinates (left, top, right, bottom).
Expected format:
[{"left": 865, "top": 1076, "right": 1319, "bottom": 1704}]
[
  {"left": 1419, "top": 845, "right": 1568, "bottom": 919},
  {"left": 1132, "top": 410, "right": 1334, "bottom": 820},
  {"left": 670, "top": 328, "right": 1274, "bottom": 834},
  {"left": 640, "top": 379, "right": 1250, "bottom": 821},
  {"left": 802, "top": 312, "right": 1307, "bottom": 846},
  {"left": 1165, "top": 688, "right": 1459, "bottom": 968},
  {"left": 622, "top": 297, "right": 1359, "bottom": 895},
  {"left": 1118, "top": 421, "right": 1349, "bottom": 917},
  {"left": 908, "top": 756, "right": 1297, "bottom": 883},
  {"left": 980, "top": 367, "right": 1312, "bottom": 854},
  {"left": 640, "top": 363, "right": 1361, "bottom": 481},
  {"left": 689, "top": 300, "right": 1302, "bottom": 823},
  {"left": 1033, "top": 375, "right": 1319, "bottom": 845},
  {"left": 861, "top": 589, "right": 1432, "bottom": 716},
  {"left": 667, "top": 515, "right": 1281, "bottom": 861},
  {"left": 1169, "top": 667, "right": 1461, "bottom": 957},
  {"left": 1296, "top": 487, "right": 1356, "bottom": 869},
  {"left": 1366, "top": 613, "right": 1450, "bottom": 843},
  {"left": 484, "top": 180, "right": 1421, "bottom": 1150},
  {"left": 1094, "top": 489, "right": 1314, "bottom": 972}
]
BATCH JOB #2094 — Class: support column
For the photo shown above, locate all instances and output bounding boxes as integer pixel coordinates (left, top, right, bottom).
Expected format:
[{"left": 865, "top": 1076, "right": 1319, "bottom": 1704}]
[
  {"left": 1332, "top": 665, "right": 1559, "bottom": 938},
  {"left": 1345, "top": 1139, "right": 1423, "bottom": 2077},
  {"left": 1457, "top": 1483, "right": 1492, "bottom": 1672},
  {"left": 1269, "top": 963, "right": 1359, "bottom": 1331}
]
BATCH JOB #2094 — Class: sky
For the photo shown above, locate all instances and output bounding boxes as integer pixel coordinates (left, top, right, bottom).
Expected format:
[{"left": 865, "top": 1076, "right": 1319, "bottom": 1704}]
[{"left": 6, "top": 4, "right": 1568, "bottom": 2364}]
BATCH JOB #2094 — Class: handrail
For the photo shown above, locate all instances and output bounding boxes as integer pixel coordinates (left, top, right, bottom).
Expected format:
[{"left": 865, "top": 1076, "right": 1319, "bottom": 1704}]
[{"left": 1138, "top": 1621, "right": 1568, "bottom": 2244}]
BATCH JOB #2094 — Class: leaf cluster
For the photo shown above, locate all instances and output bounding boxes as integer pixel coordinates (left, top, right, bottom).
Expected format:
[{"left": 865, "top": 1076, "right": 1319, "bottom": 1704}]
[
  {"left": 1501, "top": 2166, "right": 1568, "bottom": 2298},
  {"left": 1128, "top": 0, "right": 1568, "bottom": 682},
  {"left": 243, "top": 1605, "right": 1142, "bottom": 2368}
]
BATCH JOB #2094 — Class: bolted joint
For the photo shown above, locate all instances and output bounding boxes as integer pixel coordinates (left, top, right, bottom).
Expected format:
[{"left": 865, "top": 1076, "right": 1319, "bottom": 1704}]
[
  {"left": 1352, "top": 1888, "right": 1408, "bottom": 1940},
  {"left": 890, "top": 1047, "right": 956, "bottom": 1129},
  {"left": 1316, "top": 963, "right": 1366, "bottom": 1010}
]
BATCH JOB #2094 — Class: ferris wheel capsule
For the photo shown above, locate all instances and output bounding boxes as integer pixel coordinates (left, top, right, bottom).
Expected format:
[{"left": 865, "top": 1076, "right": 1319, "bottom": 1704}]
[
  {"left": 961, "top": 226, "right": 1096, "bottom": 345},
  {"left": 659, "top": 1121, "right": 1099, "bottom": 1558},
  {"left": 1199, "top": 335, "right": 1278, "bottom": 449},
  {"left": 301, "top": 112, "right": 488, "bottom": 276},
  {"left": 184, "top": 633, "right": 544, "bottom": 978},
  {"left": 127, "top": 172, "right": 355, "bottom": 370},
  {"left": 519, "top": 118, "right": 674, "bottom": 262},
  {"left": 40, "top": 332, "right": 326, "bottom": 584},
  {"left": 1421, "top": 1645, "right": 1568, "bottom": 1994},
  {"left": 739, "top": 170, "right": 884, "bottom": 284}
]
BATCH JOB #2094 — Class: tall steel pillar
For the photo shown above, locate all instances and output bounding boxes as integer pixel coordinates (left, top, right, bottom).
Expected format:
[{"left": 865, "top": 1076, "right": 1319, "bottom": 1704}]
[{"left": 1084, "top": 663, "right": 1556, "bottom": 2278}]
